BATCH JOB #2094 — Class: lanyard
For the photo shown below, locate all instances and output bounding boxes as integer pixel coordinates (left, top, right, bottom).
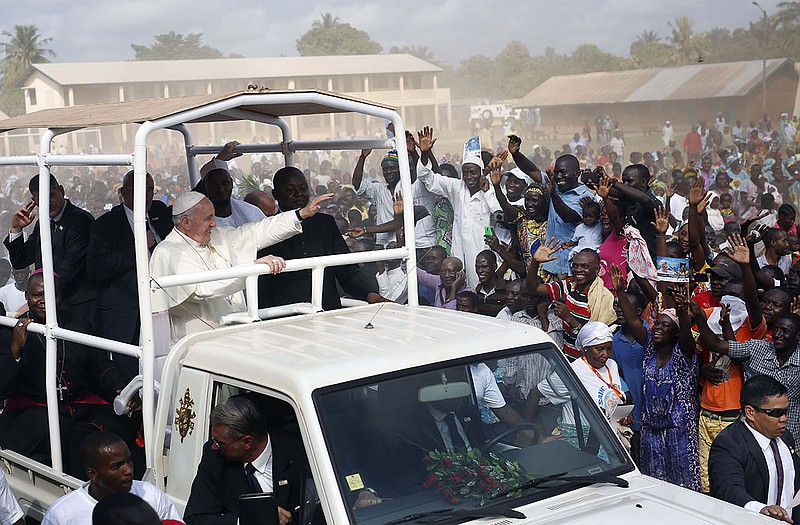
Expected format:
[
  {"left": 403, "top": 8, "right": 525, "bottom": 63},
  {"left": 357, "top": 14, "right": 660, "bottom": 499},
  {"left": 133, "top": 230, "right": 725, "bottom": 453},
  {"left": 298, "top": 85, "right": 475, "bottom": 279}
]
[{"left": 582, "top": 357, "right": 625, "bottom": 400}]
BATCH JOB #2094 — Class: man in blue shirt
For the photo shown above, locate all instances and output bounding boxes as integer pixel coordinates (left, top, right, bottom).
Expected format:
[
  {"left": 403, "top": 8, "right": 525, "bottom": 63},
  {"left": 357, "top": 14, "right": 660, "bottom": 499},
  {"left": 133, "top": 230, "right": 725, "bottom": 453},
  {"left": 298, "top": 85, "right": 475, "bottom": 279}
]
[{"left": 542, "top": 155, "right": 592, "bottom": 276}]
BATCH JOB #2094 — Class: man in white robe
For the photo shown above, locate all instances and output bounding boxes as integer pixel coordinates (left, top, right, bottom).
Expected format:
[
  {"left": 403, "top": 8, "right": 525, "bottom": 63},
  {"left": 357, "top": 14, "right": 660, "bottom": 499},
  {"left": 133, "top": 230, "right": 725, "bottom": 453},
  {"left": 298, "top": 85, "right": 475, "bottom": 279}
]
[{"left": 150, "top": 190, "right": 330, "bottom": 342}]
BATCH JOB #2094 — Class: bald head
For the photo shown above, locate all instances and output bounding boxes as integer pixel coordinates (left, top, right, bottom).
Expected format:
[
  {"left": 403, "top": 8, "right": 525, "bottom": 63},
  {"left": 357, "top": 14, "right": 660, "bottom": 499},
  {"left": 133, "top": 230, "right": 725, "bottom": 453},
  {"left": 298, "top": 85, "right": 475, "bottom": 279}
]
[{"left": 244, "top": 190, "right": 278, "bottom": 216}]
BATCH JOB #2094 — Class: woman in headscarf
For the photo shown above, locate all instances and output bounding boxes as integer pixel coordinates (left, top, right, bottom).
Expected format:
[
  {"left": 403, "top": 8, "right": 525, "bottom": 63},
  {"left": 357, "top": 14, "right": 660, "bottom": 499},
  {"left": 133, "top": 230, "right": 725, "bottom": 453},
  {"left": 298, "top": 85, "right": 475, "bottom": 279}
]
[
  {"left": 534, "top": 322, "right": 629, "bottom": 460},
  {"left": 614, "top": 274, "right": 700, "bottom": 491}
]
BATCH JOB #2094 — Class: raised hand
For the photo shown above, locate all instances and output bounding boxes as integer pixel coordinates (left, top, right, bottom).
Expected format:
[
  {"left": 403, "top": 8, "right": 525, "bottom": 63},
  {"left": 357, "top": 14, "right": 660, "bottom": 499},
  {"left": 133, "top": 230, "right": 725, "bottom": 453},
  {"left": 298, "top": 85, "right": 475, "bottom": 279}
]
[
  {"left": 405, "top": 130, "right": 418, "bottom": 153},
  {"left": 719, "top": 302, "right": 732, "bottom": 321},
  {"left": 215, "top": 140, "right": 242, "bottom": 161},
  {"left": 299, "top": 193, "right": 334, "bottom": 219},
  {"left": 360, "top": 149, "right": 372, "bottom": 159},
  {"left": 666, "top": 183, "right": 676, "bottom": 199},
  {"left": 748, "top": 223, "right": 769, "bottom": 245},
  {"left": 726, "top": 233, "right": 750, "bottom": 264},
  {"left": 688, "top": 176, "right": 708, "bottom": 207},
  {"left": 650, "top": 206, "right": 670, "bottom": 235},
  {"left": 392, "top": 191, "right": 404, "bottom": 216},
  {"left": 507, "top": 134, "right": 522, "bottom": 154},
  {"left": 687, "top": 299, "right": 705, "bottom": 320},
  {"left": 610, "top": 263, "right": 626, "bottom": 292},
  {"left": 672, "top": 287, "right": 689, "bottom": 311},
  {"left": 697, "top": 192, "right": 712, "bottom": 215},
  {"left": 418, "top": 126, "right": 436, "bottom": 153},
  {"left": 792, "top": 295, "right": 800, "bottom": 315},
  {"left": 487, "top": 150, "right": 508, "bottom": 172},
  {"left": 595, "top": 174, "right": 614, "bottom": 199},
  {"left": 533, "top": 237, "right": 562, "bottom": 263},
  {"left": 11, "top": 200, "right": 36, "bottom": 232},
  {"left": 489, "top": 167, "right": 503, "bottom": 187}
]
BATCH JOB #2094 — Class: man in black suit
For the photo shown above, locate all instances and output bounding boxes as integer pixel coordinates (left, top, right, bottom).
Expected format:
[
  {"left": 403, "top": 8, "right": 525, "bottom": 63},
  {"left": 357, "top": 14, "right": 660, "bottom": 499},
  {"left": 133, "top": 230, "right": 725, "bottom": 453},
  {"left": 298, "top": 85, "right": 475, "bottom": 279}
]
[
  {"left": 257, "top": 166, "right": 384, "bottom": 311},
  {"left": 184, "top": 396, "right": 305, "bottom": 525},
  {"left": 3, "top": 174, "right": 94, "bottom": 316},
  {"left": 709, "top": 375, "right": 800, "bottom": 523},
  {"left": 86, "top": 171, "right": 172, "bottom": 379}
]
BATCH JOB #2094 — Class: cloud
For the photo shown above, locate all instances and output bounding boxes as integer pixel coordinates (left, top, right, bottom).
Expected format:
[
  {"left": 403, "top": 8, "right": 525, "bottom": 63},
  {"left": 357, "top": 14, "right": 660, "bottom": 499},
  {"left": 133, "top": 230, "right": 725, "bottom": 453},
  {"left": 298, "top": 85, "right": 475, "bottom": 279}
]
[{"left": 0, "top": 0, "right": 786, "bottom": 65}]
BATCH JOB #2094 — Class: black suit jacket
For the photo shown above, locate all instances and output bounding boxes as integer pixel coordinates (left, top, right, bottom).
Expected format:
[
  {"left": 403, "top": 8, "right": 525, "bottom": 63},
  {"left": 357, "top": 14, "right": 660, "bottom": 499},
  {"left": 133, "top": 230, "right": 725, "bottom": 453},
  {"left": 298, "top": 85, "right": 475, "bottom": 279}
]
[
  {"left": 184, "top": 431, "right": 306, "bottom": 525},
  {"left": 257, "top": 213, "right": 378, "bottom": 311},
  {"left": 86, "top": 202, "right": 172, "bottom": 347},
  {"left": 709, "top": 420, "right": 800, "bottom": 521},
  {"left": 3, "top": 200, "right": 94, "bottom": 307}
]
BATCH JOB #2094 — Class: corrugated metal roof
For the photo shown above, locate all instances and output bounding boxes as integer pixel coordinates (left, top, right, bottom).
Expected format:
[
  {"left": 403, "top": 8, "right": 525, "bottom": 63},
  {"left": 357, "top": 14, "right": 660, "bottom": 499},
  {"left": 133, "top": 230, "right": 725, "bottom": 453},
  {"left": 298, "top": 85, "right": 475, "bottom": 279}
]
[
  {"left": 24, "top": 54, "right": 441, "bottom": 86},
  {"left": 0, "top": 89, "right": 395, "bottom": 132},
  {"left": 518, "top": 59, "right": 793, "bottom": 107}
]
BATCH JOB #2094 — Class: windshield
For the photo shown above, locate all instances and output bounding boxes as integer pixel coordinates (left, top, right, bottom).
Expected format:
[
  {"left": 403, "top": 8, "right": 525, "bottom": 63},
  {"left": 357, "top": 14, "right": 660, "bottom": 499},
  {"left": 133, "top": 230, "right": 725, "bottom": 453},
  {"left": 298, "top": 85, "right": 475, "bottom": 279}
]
[{"left": 315, "top": 344, "right": 634, "bottom": 525}]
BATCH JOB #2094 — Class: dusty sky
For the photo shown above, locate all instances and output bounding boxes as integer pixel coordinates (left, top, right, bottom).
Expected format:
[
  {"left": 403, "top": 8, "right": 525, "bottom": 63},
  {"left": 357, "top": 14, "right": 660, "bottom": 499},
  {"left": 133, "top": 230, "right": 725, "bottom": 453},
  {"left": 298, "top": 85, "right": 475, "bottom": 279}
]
[{"left": 0, "top": 0, "right": 786, "bottom": 66}]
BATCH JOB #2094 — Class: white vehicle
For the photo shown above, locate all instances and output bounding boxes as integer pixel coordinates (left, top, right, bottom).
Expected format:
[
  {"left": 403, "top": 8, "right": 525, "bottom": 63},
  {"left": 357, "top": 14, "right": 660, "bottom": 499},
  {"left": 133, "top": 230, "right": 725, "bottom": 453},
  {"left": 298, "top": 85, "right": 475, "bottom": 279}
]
[
  {"left": 0, "top": 90, "right": 771, "bottom": 525},
  {"left": 469, "top": 104, "right": 521, "bottom": 127}
]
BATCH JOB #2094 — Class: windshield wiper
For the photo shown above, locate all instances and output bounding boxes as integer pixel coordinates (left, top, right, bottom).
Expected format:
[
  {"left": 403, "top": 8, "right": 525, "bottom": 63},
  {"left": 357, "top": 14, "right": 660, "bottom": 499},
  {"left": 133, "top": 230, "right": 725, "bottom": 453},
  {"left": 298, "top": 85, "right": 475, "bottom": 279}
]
[
  {"left": 491, "top": 471, "right": 629, "bottom": 500},
  {"left": 383, "top": 506, "right": 525, "bottom": 525}
]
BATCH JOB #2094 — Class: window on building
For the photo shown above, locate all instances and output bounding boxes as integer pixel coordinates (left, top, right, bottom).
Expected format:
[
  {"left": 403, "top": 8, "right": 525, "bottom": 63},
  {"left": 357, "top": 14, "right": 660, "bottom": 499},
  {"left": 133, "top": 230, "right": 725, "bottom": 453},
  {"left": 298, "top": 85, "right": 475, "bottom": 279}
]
[{"left": 26, "top": 89, "right": 37, "bottom": 106}]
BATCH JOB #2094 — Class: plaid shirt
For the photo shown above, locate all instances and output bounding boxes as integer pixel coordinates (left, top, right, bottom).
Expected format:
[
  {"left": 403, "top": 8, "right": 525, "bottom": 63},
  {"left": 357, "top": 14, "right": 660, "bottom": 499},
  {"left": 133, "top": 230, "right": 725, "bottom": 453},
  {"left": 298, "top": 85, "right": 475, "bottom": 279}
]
[{"left": 728, "top": 340, "right": 800, "bottom": 441}]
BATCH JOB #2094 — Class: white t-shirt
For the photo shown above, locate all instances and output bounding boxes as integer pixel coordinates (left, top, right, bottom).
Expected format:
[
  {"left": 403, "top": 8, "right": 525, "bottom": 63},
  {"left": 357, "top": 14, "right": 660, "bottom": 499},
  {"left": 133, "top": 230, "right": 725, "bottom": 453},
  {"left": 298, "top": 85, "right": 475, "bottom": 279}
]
[
  {"left": 470, "top": 363, "right": 506, "bottom": 409},
  {"left": 41, "top": 480, "right": 182, "bottom": 525},
  {"left": 0, "top": 284, "right": 25, "bottom": 315},
  {"left": 0, "top": 469, "right": 23, "bottom": 525},
  {"left": 757, "top": 253, "right": 792, "bottom": 274},
  {"left": 214, "top": 198, "right": 266, "bottom": 229},
  {"left": 537, "top": 357, "right": 624, "bottom": 424}
]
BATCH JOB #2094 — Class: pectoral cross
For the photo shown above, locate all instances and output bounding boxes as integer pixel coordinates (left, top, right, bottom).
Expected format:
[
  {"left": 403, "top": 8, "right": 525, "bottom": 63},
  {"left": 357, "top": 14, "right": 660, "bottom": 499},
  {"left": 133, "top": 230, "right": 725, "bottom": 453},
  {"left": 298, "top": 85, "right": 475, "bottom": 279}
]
[{"left": 57, "top": 384, "right": 67, "bottom": 402}]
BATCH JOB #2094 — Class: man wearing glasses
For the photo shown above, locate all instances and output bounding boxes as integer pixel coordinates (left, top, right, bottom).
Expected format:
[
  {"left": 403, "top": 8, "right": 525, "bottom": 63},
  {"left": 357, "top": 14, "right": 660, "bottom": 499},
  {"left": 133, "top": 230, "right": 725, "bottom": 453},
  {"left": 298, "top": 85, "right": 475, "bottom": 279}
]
[
  {"left": 709, "top": 375, "right": 799, "bottom": 524},
  {"left": 183, "top": 396, "right": 305, "bottom": 525}
]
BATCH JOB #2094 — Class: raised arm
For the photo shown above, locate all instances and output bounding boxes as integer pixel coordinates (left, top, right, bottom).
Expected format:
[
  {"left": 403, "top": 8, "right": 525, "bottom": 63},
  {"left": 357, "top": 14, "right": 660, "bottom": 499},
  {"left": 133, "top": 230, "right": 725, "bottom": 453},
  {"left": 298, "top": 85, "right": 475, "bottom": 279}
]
[
  {"left": 548, "top": 178, "right": 582, "bottom": 224},
  {"left": 485, "top": 231, "right": 526, "bottom": 275},
  {"left": 651, "top": 205, "right": 670, "bottom": 257},
  {"left": 352, "top": 149, "right": 372, "bottom": 191},
  {"left": 672, "top": 291, "right": 697, "bottom": 362},
  {"left": 689, "top": 300, "right": 730, "bottom": 356},
  {"left": 611, "top": 264, "right": 647, "bottom": 346},
  {"left": 595, "top": 174, "right": 624, "bottom": 234},
  {"left": 727, "top": 233, "right": 763, "bottom": 329},
  {"left": 489, "top": 167, "right": 522, "bottom": 219},
  {"left": 417, "top": 126, "right": 439, "bottom": 174},
  {"left": 687, "top": 177, "right": 711, "bottom": 269},
  {"left": 508, "top": 135, "right": 543, "bottom": 184},
  {"left": 526, "top": 238, "right": 562, "bottom": 296}
]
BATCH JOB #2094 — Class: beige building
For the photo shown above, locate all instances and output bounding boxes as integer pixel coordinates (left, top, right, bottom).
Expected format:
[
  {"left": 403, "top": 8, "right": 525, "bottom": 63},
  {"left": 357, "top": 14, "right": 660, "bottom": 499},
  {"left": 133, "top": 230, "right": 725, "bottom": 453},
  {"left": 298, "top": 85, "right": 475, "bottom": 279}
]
[{"left": 14, "top": 54, "right": 451, "bottom": 153}]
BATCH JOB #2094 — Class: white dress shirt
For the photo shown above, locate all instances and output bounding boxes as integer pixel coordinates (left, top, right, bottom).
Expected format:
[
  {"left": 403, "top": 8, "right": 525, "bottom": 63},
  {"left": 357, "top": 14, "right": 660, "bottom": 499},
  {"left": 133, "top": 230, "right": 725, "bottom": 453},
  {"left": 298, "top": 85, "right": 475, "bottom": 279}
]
[
  {"left": 248, "top": 436, "right": 274, "bottom": 493},
  {"left": 744, "top": 421, "right": 796, "bottom": 513}
]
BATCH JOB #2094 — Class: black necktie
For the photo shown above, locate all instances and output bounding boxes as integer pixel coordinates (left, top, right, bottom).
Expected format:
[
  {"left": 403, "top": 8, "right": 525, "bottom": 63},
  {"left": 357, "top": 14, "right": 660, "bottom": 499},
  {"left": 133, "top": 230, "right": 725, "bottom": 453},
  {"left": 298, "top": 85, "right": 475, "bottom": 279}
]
[
  {"left": 245, "top": 463, "right": 262, "bottom": 493},
  {"left": 770, "top": 439, "right": 785, "bottom": 506},
  {"left": 445, "top": 413, "right": 468, "bottom": 451}
]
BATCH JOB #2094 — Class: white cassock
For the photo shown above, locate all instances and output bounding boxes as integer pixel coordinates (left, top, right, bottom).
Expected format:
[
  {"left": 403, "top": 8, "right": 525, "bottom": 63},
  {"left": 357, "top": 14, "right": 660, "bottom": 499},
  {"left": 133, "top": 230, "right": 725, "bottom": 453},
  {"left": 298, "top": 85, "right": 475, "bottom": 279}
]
[
  {"left": 416, "top": 159, "right": 501, "bottom": 288},
  {"left": 149, "top": 211, "right": 302, "bottom": 342}
]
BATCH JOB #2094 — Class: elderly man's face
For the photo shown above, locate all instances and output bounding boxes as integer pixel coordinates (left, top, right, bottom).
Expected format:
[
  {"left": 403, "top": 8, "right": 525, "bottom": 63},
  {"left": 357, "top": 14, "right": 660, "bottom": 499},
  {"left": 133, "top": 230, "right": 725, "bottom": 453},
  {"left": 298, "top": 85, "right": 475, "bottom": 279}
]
[
  {"left": 439, "top": 258, "right": 462, "bottom": 289},
  {"left": 181, "top": 198, "right": 216, "bottom": 245}
]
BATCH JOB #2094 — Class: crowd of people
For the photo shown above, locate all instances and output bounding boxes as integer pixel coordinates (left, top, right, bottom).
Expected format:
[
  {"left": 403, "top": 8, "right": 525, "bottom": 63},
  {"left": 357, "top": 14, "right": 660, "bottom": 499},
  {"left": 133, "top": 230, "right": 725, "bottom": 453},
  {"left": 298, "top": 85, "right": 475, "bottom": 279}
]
[{"left": 1, "top": 109, "right": 800, "bottom": 523}]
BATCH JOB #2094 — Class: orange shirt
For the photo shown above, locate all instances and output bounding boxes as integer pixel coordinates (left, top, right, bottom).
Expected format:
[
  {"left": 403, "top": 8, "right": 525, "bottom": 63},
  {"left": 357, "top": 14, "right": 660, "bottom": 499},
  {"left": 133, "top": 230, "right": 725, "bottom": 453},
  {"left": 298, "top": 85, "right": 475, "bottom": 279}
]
[{"left": 699, "top": 312, "right": 767, "bottom": 412}]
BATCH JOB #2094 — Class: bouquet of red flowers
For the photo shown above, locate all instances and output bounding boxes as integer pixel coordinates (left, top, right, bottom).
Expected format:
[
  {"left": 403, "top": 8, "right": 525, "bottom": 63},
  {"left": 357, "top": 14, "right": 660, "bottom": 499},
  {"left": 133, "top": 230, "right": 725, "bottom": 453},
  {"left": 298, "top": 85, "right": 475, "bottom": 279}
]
[{"left": 422, "top": 449, "right": 531, "bottom": 506}]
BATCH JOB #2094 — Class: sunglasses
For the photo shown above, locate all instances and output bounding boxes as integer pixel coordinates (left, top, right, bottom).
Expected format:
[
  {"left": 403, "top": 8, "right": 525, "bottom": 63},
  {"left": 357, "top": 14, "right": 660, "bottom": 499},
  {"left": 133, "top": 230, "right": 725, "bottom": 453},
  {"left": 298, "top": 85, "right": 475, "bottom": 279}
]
[
  {"left": 211, "top": 435, "right": 243, "bottom": 449},
  {"left": 753, "top": 406, "right": 790, "bottom": 418}
]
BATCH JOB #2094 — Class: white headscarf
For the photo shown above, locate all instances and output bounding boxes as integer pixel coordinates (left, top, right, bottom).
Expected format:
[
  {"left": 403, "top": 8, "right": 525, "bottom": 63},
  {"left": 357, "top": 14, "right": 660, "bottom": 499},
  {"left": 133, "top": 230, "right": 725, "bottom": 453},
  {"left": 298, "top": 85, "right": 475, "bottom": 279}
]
[{"left": 575, "top": 321, "right": 614, "bottom": 351}]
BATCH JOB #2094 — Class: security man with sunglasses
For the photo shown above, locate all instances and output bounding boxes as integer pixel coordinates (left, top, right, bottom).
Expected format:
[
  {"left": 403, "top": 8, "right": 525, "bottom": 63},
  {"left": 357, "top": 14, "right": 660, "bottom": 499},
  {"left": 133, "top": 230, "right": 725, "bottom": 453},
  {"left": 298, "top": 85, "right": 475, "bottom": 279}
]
[{"left": 709, "top": 375, "right": 800, "bottom": 524}]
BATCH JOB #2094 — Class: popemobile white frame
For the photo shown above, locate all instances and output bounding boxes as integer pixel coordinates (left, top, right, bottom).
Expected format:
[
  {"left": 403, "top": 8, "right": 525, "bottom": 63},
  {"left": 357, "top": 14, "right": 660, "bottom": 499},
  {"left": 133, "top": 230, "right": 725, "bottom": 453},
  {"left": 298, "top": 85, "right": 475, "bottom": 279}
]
[{"left": 0, "top": 89, "right": 419, "bottom": 478}]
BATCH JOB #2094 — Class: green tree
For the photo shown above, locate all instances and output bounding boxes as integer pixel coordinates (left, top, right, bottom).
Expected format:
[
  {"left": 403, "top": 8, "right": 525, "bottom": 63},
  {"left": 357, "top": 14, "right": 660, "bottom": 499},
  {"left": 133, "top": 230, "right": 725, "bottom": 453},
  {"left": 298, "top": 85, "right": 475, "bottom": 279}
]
[
  {"left": 493, "top": 41, "right": 537, "bottom": 98},
  {"left": 388, "top": 45, "right": 439, "bottom": 64},
  {"left": 296, "top": 14, "right": 382, "bottom": 56},
  {"left": 0, "top": 24, "right": 55, "bottom": 116},
  {"left": 131, "top": 32, "right": 225, "bottom": 60},
  {"left": 667, "top": 16, "right": 707, "bottom": 65}
]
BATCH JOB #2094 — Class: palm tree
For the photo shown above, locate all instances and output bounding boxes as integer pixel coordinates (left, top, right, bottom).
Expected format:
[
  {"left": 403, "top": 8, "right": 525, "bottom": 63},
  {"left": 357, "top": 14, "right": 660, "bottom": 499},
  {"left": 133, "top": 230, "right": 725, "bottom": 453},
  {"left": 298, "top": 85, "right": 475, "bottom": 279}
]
[
  {"left": 312, "top": 13, "right": 340, "bottom": 29},
  {"left": 667, "top": 16, "right": 706, "bottom": 65},
  {"left": 0, "top": 24, "right": 55, "bottom": 78}
]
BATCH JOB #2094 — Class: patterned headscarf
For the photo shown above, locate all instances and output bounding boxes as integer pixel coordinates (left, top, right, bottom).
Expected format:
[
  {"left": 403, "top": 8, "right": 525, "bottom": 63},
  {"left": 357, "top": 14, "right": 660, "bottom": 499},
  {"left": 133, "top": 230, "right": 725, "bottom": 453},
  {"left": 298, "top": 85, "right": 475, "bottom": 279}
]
[{"left": 381, "top": 150, "right": 399, "bottom": 165}]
